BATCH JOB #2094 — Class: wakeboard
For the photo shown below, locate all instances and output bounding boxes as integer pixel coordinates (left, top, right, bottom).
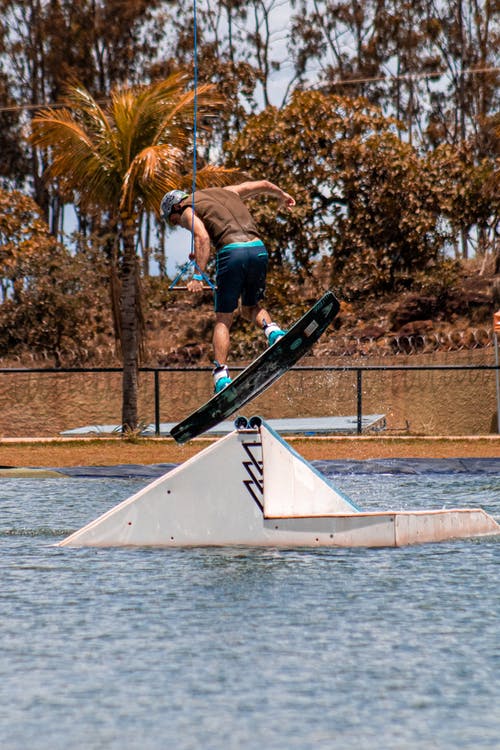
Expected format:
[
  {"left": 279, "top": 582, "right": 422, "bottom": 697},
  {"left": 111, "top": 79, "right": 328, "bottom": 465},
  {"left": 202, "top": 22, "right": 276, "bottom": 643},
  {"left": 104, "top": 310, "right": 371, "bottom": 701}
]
[{"left": 170, "top": 291, "right": 340, "bottom": 444}]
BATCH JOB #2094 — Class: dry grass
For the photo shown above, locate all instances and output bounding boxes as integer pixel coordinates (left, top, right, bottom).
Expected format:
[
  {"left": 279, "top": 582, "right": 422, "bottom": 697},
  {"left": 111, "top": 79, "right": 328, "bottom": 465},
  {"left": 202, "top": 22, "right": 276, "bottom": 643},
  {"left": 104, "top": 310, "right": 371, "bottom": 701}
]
[{"left": 1, "top": 435, "right": 500, "bottom": 469}]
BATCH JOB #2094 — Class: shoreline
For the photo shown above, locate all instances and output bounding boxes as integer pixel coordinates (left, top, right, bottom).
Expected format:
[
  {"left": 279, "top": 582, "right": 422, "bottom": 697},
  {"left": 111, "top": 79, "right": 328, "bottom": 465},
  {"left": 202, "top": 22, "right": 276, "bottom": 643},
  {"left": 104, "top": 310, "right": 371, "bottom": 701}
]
[{"left": 1, "top": 435, "right": 500, "bottom": 468}]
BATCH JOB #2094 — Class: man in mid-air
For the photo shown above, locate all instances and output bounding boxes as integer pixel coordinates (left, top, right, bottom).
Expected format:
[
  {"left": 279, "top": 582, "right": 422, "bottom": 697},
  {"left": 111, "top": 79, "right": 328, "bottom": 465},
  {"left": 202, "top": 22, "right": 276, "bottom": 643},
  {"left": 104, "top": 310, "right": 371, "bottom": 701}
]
[{"left": 161, "top": 181, "right": 296, "bottom": 393}]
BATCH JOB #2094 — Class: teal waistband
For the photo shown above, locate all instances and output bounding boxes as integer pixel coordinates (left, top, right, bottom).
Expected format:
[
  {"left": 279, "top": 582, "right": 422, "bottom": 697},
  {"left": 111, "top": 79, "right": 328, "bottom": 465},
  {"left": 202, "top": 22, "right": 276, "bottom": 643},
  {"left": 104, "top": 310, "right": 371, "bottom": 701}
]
[{"left": 219, "top": 239, "right": 265, "bottom": 252}]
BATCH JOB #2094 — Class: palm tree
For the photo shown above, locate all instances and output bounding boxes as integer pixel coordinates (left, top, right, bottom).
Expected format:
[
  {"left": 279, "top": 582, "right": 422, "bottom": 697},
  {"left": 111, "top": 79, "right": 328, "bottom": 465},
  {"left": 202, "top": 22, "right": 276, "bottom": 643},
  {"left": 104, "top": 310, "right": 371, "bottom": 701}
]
[{"left": 31, "top": 73, "right": 235, "bottom": 431}]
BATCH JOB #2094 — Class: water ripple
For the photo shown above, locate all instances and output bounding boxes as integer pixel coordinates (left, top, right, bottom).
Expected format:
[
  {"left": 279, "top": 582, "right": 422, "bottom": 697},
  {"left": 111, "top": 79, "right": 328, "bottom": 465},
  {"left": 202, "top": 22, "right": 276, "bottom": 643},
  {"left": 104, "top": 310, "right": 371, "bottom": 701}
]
[{"left": 0, "top": 472, "right": 499, "bottom": 750}]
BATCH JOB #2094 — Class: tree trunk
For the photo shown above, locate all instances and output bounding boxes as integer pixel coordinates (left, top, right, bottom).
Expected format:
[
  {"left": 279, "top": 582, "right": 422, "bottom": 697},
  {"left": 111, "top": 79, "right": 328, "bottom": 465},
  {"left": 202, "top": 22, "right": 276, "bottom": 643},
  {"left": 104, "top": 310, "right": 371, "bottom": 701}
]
[{"left": 120, "top": 216, "right": 139, "bottom": 432}]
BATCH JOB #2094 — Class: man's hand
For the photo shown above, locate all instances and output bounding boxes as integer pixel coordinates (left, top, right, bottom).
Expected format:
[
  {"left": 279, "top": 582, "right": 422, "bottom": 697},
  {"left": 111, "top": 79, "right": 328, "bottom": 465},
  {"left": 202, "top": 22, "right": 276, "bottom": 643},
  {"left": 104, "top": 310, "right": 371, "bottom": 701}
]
[
  {"left": 226, "top": 180, "right": 296, "bottom": 209},
  {"left": 186, "top": 278, "right": 205, "bottom": 293},
  {"left": 280, "top": 191, "right": 296, "bottom": 209}
]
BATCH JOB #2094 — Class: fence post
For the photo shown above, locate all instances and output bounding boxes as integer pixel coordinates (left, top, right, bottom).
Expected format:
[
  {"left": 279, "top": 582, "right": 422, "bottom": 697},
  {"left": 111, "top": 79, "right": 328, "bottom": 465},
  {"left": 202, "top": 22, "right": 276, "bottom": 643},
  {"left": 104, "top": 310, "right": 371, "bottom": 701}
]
[
  {"left": 357, "top": 369, "right": 362, "bottom": 434},
  {"left": 495, "top": 312, "right": 500, "bottom": 434},
  {"left": 154, "top": 370, "right": 160, "bottom": 436},
  {"left": 495, "top": 333, "right": 500, "bottom": 435}
]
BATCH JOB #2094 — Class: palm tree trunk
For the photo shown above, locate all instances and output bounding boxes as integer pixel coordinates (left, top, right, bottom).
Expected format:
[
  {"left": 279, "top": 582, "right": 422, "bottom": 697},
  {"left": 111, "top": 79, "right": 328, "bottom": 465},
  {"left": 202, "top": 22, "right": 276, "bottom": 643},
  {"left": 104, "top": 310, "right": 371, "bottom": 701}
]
[{"left": 120, "top": 216, "right": 139, "bottom": 432}]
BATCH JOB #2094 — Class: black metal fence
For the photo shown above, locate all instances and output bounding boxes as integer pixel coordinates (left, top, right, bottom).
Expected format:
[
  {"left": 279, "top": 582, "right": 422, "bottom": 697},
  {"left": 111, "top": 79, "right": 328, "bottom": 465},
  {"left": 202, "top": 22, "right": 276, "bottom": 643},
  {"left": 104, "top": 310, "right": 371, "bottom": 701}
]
[{"left": 1, "top": 363, "right": 498, "bottom": 436}]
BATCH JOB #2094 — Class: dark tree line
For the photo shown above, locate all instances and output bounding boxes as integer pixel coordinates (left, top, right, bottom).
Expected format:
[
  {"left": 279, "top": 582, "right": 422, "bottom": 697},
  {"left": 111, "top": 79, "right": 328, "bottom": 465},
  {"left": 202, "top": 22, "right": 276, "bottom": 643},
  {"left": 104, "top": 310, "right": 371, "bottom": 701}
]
[{"left": 289, "top": 0, "right": 499, "bottom": 153}]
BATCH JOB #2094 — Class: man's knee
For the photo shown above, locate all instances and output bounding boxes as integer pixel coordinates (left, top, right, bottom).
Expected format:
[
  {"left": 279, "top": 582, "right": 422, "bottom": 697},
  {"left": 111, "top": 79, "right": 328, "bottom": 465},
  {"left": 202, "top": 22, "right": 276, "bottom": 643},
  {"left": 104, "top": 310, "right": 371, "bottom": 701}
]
[
  {"left": 215, "top": 312, "right": 234, "bottom": 327},
  {"left": 240, "top": 304, "right": 260, "bottom": 322}
]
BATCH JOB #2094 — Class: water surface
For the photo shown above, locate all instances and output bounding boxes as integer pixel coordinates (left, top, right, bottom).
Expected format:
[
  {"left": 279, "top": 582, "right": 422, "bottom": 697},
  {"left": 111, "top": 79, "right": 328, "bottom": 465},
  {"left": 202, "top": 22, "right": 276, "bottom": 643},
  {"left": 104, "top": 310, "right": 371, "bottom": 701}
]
[{"left": 1, "top": 470, "right": 499, "bottom": 750}]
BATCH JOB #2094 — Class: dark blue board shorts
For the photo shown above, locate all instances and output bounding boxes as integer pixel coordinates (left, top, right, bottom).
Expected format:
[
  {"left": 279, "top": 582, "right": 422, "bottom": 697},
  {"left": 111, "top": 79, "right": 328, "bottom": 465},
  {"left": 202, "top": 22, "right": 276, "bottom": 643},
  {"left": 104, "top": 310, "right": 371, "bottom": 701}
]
[{"left": 214, "top": 240, "right": 269, "bottom": 313}]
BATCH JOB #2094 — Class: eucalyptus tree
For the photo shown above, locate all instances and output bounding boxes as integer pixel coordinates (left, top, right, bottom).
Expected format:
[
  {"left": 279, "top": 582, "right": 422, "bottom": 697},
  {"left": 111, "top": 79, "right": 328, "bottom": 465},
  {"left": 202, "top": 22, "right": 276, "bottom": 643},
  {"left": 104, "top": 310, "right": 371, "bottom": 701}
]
[
  {"left": 423, "top": 0, "right": 500, "bottom": 156},
  {"left": 288, "top": 0, "right": 433, "bottom": 118},
  {"left": 165, "top": 0, "right": 299, "bottom": 126},
  {"left": 288, "top": 0, "right": 499, "bottom": 154},
  {"left": 31, "top": 73, "right": 233, "bottom": 431}
]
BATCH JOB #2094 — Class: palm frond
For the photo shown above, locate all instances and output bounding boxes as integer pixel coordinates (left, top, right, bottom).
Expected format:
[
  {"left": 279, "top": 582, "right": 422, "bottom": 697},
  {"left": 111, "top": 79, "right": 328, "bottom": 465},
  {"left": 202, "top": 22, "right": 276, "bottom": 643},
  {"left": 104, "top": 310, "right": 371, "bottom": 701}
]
[
  {"left": 32, "top": 87, "right": 131, "bottom": 207},
  {"left": 111, "top": 74, "right": 223, "bottom": 154},
  {"left": 191, "top": 164, "right": 243, "bottom": 189},
  {"left": 63, "top": 84, "right": 112, "bottom": 138},
  {"left": 121, "top": 145, "right": 185, "bottom": 213},
  {"left": 31, "top": 75, "right": 231, "bottom": 215},
  {"left": 32, "top": 108, "right": 93, "bottom": 154},
  {"left": 109, "top": 73, "right": 190, "bottom": 159},
  {"left": 32, "top": 109, "right": 121, "bottom": 208},
  {"left": 154, "top": 83, "right": 224, "bottom": 146},
  {"left": 60, "top": 84, "right": 124, "bottom": 172}
]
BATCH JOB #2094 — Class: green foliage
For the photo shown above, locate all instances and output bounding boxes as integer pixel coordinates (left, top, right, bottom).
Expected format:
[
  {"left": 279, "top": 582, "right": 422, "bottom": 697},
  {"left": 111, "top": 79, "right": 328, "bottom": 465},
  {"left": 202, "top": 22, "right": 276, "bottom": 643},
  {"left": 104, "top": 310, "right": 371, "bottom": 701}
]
[
  {"left": 331, "top": 131, "right": 450, "bottom": 295},
  {"left": 226, "top": 92, "right": 390, "bottom": 269},
  {"left": 0, "top": 188, "right": 110, "bottom": 364},
  {"left": 226, "top": 90, "right": 496, "bottom": 297},
  {"left": 410, "top": 258, "right": 462, "bottom": 299},
  {"left": 427, "top": 145, "right": 500, "bottom": 232}
]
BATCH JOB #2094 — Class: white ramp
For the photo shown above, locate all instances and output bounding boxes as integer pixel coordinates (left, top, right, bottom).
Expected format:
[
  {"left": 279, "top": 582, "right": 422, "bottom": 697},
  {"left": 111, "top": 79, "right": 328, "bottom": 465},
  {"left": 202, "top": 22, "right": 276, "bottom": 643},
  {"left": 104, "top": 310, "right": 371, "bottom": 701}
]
[
  {"left": 59, "top": 430, "right": 268, "bottom": 547},
  {"left": 58, "top": 421, "right": 500, "bottom": 548},
  {"left": 261, "top": 422, "right": 360, "bottom": 517}
]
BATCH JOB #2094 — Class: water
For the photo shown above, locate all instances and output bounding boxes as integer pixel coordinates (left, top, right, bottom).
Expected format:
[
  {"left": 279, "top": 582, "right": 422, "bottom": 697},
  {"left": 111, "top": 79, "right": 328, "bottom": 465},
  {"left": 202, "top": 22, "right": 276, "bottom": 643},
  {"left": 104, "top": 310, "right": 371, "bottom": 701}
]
[{"left": 1, "top": 470, "right": 499, "bottom": 750}]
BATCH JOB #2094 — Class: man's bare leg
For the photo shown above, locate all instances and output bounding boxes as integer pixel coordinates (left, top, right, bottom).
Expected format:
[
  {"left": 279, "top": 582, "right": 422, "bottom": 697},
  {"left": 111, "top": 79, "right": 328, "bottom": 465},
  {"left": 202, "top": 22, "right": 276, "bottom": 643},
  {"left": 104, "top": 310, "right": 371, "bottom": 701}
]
[
  {"left": 241, "top": 303, "right": 270, "bottom": 328},
  {"left": 212, "top": 312, "right": 234, "bottom": 391},
  {"left": 241, "top": 304, "right": 284, "bottom": 343},
  {"left": 213, "top": 312, "right": 233, "bottom": 365}
]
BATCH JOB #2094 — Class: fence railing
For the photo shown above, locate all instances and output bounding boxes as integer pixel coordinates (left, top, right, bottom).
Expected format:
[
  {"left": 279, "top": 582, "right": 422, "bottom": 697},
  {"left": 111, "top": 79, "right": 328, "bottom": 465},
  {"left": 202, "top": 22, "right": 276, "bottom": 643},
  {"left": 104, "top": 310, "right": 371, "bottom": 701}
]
[{"left": 1, "top": 363, "right": 499, "bottom": 436}]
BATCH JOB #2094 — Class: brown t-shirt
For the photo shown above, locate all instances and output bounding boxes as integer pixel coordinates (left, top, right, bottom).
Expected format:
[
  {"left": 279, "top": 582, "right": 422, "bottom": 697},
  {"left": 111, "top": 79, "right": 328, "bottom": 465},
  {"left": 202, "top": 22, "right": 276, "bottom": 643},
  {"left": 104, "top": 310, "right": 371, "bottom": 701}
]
[{"left": 181, "top": 188, "right": 262, "bottom": 251}]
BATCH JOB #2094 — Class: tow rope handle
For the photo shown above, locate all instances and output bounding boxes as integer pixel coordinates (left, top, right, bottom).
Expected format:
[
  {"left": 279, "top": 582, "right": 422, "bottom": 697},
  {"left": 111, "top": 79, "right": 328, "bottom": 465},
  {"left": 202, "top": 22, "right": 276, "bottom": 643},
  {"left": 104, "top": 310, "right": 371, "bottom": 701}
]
[{"left": 168, "top": 259, "right": 216, "bottom": 291}]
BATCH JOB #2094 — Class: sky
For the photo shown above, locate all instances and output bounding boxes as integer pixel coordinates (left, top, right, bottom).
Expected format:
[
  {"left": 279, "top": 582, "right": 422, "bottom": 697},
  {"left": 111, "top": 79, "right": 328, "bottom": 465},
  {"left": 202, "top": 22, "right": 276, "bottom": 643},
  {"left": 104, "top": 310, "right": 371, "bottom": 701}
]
[{"left": 165, "top": 226, "right": 194, "bottom": 278}]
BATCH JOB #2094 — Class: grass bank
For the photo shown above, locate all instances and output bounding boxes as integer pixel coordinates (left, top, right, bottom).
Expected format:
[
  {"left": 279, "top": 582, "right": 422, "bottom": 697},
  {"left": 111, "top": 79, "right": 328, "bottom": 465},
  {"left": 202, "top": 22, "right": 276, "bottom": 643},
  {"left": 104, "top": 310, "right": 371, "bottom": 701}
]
[{"left": 1, "top": 435, "right": 499, "bottom": 469}]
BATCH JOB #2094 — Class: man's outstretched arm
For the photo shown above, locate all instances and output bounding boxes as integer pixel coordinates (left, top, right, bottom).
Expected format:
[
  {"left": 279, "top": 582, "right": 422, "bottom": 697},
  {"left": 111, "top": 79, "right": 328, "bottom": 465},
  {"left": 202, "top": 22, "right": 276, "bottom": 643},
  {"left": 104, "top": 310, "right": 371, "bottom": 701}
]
[{"left": 224, "top": 180, "right": 295, "bottom": 209}]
